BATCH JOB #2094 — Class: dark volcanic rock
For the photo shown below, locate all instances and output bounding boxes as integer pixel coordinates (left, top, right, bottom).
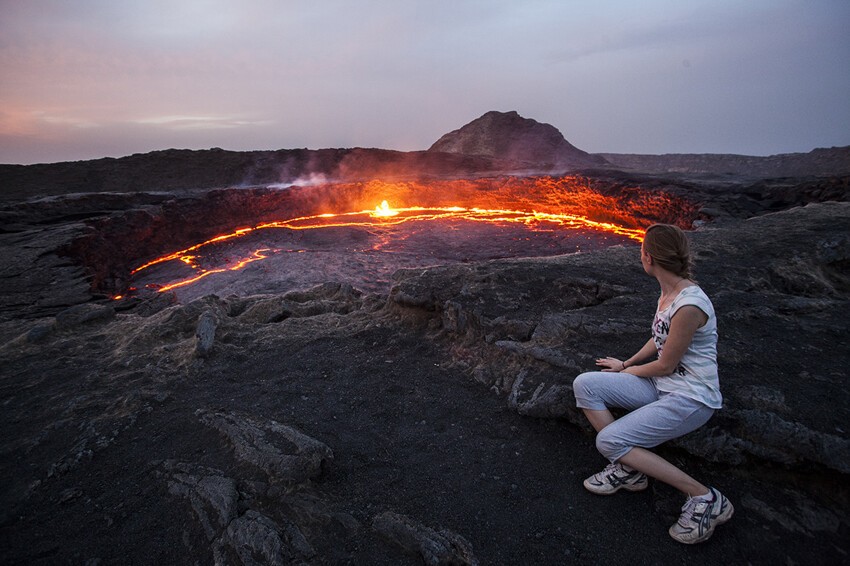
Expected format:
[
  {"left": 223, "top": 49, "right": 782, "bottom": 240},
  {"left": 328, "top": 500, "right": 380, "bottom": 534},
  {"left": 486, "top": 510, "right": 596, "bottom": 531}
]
[
  {"left": 428, "top": 110, "right": 609, "bottom": 171},
  {"left": 198, "top": 410, "right": 334, "bottom": 485},
  {"left": 215, "top": 510, "right": 316, "bottom": 565},
  {"left": 195, "top": 310, "right": 218, "bottom": 358},
  {"left": 165, "top": 461, "right": 240, "bottom": 541},
  {"left": 2, "top": 199, "right": 848, "bottom": 564},
  {"left": 55, "top": 303, "right": 115, "bottom": 329},
  {"left": 372, "top": 511, "right": 479, "bottom": 566}
]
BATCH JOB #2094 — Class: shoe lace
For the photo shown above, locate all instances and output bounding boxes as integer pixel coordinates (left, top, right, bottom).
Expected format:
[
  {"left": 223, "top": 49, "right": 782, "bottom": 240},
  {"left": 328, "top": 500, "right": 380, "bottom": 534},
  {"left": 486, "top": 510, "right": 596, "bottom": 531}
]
[
  {"left": 677, "top": 496, "right": 704, "bottom": 527},
  {"left": 597, "top": 462, "right": 620, "bottom": 480}
]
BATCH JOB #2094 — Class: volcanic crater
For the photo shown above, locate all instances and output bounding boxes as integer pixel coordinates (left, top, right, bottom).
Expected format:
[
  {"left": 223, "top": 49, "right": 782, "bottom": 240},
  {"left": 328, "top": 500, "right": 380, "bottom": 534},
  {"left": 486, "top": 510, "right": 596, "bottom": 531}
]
[{"left": 60, "top": 176, "right": 698, "bottom": 304}]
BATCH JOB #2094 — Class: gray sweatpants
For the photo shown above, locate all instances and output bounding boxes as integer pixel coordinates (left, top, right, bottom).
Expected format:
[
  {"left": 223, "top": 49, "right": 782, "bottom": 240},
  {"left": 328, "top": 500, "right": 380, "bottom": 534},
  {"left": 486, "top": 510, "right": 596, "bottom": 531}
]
[{"left": 572, "top": 371, "right": 714, "bottom": 462}]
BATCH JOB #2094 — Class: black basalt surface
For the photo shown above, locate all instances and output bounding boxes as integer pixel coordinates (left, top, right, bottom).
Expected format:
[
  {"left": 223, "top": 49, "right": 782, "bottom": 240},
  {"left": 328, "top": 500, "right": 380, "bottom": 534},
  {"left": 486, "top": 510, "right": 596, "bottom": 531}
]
[{"left": 1, "top": 162, "right": 849, "bottom": 562}]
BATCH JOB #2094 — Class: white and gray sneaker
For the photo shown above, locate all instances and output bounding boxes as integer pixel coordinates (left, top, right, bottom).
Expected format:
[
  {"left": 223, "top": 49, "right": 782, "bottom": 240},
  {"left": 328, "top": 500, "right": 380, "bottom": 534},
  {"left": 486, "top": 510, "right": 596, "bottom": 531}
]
[
  {"left": 583, "top": 463, "right": 649, "bottom": 495},
  {"left": 669, "top": 487, "right": 734, "bottom": 544}
]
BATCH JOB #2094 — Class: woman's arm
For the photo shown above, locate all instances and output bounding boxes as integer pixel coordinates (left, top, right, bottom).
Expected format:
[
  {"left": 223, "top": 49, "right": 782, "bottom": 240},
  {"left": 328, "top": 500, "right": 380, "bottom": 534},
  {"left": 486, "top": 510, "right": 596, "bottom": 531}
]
[
  {"left": 595, "top": 337, "right": 657, "bottom": 372},
  {"left": 623, "top": 305, "right": 707, "bottom": 378}
]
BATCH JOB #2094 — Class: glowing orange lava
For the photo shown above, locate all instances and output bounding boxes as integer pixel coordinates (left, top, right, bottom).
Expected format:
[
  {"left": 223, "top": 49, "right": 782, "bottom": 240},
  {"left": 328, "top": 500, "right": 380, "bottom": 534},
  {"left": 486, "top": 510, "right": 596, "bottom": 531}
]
[
  {"left": 153, "top": 248, "right": 273, "bottom": 293},
  {"left": 127, "top": 201, "right": 643, "bottom": 296},
  {"left": 122, "top": 175, "right": 692, "bottom": 298}
]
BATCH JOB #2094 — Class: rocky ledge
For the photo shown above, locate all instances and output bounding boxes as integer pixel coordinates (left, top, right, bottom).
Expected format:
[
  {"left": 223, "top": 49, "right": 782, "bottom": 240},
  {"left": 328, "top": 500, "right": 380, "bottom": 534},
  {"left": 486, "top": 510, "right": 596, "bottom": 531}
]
[{"left": 389, "top": 202, "right": 850, "bottom": 475}]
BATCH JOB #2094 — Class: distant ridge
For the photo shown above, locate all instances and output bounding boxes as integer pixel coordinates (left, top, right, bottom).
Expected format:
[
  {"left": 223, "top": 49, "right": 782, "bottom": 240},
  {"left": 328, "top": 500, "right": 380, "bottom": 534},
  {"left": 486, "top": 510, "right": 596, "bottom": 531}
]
[
  {"left": 0, "top": 148, "right": 511, "bottom": 202},
  {"left": 598, "top": 146, "right": 850, "bottom": 177},
  {"left": 428, "top": 110, "right": 609, "bottom": 170}
]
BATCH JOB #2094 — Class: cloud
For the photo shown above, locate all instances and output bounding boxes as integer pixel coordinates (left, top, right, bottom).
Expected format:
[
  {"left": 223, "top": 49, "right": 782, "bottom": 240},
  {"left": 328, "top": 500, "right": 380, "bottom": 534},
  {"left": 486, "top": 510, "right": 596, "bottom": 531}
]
[{"left": 132, "top": 115, "right": 272, "bottom": 131}]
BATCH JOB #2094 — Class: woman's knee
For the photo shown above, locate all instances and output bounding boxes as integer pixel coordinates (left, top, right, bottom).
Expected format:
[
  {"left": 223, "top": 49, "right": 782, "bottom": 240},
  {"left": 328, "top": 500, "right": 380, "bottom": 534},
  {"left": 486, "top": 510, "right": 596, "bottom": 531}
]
[
  {"left": 595, "top": 425, "right": 630, "bottom": 462},
  {"left": 573, "top": 371, "right": 616, "bottom": 411}
]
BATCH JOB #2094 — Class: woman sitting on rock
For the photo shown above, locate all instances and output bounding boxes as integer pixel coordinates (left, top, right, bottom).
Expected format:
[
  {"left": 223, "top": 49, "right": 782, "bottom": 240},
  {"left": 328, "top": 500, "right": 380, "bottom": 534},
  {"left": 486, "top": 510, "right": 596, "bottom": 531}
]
[{"left": 572, "top": 223, "right": 733, "bottom": 544}]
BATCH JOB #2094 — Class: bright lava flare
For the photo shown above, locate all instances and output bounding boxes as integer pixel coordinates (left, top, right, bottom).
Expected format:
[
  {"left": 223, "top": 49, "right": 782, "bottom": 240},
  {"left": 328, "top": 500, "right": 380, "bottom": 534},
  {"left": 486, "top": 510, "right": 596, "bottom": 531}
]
[{"left": 373, "top": 200, "right": 399, "bottom": 217}]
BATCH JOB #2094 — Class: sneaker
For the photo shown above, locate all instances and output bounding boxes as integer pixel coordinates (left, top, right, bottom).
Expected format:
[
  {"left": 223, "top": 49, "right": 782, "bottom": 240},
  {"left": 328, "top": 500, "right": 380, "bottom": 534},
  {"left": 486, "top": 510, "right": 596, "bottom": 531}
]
[
  {"left": 669, "top": 487, "right": 734, "bottom": 544},
  {"left": 583, "top": 463, "right": 649, "bottom": 495}
]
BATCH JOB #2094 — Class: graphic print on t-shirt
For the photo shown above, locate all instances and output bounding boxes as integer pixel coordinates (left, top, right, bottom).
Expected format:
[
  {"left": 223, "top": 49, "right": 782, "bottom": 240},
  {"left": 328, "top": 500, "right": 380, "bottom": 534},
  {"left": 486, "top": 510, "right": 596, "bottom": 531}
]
[{"left": 653, "top": 306, "right": 688, "bottom": 377}]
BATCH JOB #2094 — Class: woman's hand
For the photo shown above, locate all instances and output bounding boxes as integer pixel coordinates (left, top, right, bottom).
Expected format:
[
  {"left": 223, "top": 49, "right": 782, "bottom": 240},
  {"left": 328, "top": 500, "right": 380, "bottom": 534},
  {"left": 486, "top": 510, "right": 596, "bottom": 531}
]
[{"left": 596, "top": 357, "right": 626, "bottom": 372}]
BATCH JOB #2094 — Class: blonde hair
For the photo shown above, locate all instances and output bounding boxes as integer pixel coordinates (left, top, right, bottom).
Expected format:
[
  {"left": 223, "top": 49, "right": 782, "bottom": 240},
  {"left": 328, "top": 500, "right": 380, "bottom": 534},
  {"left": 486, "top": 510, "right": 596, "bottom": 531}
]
[{"left": 643, "top": 224, "right": 693, "bottom": 279}]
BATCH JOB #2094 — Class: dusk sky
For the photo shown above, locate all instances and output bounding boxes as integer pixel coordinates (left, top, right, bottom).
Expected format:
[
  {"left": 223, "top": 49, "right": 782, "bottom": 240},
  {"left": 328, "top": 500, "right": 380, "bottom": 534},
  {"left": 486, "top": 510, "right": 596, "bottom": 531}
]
[{"left": 1, "top": 0, "right": 849, "bottom": 165}]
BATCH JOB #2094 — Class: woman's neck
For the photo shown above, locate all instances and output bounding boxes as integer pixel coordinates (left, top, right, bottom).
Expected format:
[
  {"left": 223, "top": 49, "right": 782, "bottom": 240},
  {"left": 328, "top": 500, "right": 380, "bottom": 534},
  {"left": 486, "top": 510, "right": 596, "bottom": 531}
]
[{"left": 657, "top": 271, "right": 688, "bottom": 297}]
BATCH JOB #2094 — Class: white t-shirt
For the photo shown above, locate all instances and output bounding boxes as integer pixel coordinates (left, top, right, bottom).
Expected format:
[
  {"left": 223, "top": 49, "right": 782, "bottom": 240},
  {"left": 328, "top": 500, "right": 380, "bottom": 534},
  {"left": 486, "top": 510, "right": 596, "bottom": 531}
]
[{"left": 651, "top": 285, "right": 722, "bottom": 409}]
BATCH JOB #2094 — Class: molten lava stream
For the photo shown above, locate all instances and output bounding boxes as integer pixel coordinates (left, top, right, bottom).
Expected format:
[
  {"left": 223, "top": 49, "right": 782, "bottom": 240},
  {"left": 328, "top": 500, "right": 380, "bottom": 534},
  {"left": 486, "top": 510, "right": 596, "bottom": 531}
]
[{"left": 124, "top": 200, "right": 645, "bottom": 300}]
